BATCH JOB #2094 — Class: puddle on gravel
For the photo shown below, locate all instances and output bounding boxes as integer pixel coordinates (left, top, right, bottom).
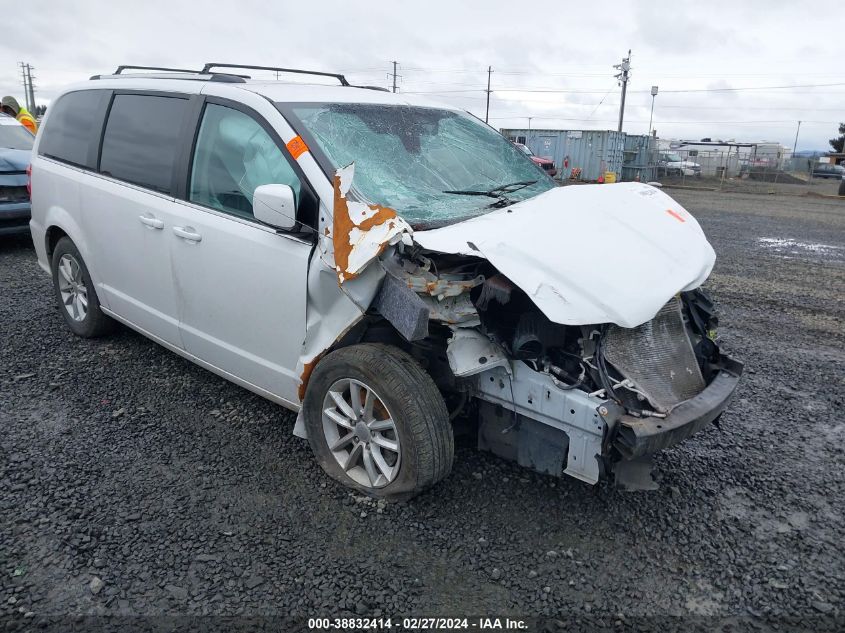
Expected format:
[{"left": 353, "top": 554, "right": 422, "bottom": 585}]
[
  {"left": 718, "top": 486, "right": 813, "bottom": 540},
  {"left": 757, "top": 237, "right": 844, "bottom": 261}
]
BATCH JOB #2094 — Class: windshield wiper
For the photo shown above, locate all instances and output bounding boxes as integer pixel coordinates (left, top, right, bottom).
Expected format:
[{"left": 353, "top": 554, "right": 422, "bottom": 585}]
[{"left": 442, "top": 180, "right": 537, "bottom": 198}]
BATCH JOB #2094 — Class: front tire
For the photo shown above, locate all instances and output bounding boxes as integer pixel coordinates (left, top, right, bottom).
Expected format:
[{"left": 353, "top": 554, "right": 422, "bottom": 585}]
[
  {"left": 303, "top": 343, "right": 454, "bottom": 500},
  {"left": 51, "top": 237, "right": 114, "bottom": 338}
]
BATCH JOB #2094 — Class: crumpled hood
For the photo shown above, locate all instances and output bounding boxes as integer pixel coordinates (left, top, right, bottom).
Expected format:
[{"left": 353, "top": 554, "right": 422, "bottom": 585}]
[{"left": 412, "top": 182, "right": 715, "bottom": 328}]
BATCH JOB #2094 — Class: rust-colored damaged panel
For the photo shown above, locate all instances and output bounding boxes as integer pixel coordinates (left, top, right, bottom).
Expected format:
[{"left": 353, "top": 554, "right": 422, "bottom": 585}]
[
  {"left": 298, "top": 353, "right": 324, "bottom": 402},
  {"left": 297, "top": 319, "right": 363, "bottom": 402},
  {"left": 332, "top": 173, "right": 398, "bottom": 281},
  {"left": 331, "top": 164, "right": 411, "bottom": 283}
]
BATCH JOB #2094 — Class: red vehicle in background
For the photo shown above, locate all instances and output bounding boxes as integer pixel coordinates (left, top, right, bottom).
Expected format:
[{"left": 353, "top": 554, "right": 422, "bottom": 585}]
[{"left": 514, "top": 142, "right": 557, "bottom": 178}]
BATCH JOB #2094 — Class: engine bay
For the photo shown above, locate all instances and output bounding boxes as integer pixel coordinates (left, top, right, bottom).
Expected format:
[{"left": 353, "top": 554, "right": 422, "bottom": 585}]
[
  {"left": 367, "top": 244, "right": 735, "bottom": 487},
  {"left": 380, "top": 245, "right": 723, "bottom": 414}
]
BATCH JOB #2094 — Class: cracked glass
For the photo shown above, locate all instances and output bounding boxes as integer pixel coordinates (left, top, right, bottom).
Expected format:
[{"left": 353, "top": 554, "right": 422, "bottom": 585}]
[{"left": 286, "top": 104, "right": 555, "bottom": 229}]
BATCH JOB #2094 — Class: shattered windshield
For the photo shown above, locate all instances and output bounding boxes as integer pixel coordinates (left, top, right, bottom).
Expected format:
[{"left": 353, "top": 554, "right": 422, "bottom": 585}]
[{"left": 285, "top": 103, "right": 555, "bottom": 228}]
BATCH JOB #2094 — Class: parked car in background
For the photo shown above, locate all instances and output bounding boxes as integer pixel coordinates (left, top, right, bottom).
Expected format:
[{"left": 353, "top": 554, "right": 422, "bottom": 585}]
[
  {"left": 0, "top": 113, "right": 34, "bottom": 235},
  {"left": 659, "top": 152, "right": 701, "bottom": 177},
  {"left": 30, "top": 65, "right": 741, "bottom": 499},
  {"left": 812, "top": 163, "right": 845, "bottom": 179},
  {"left": 514, "top": 142, "right": 557, "bottom": 177},
  {"left": 839, "top": 169, "right": 845, "bottom": 196}
]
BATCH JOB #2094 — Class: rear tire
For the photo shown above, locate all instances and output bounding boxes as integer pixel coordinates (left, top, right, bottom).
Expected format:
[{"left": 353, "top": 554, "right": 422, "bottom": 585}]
[
  {"left": 51, "top": 237, "right": 115, "bottom": 338},
  {"left": 303, "top": 343, "right": 454, "bottom": 500}
]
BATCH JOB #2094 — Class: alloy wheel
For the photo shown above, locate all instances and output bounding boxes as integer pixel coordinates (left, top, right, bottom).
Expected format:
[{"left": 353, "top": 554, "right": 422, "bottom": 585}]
[
  {"left": 321, "top": 378, "right": 401, "bottom": 488},
  {"left": 57, "top": 254, "right": 88, "bottom": 322}
]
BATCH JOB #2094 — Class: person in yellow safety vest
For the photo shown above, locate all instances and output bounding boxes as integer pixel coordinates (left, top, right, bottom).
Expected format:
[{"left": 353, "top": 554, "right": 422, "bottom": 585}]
[{"left": 1, "top": 96, "right": 38, "bottom": 134}]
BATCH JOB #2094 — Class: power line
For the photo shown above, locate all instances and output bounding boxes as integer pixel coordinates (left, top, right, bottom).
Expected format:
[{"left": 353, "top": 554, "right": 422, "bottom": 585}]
[
  {"left": 658, "top": 81, "right": 845, "bottom": 93},
  {"left": 403, "top": 81, "right": 845, "bottom": 96},
  {"left": 345, "top": 65, "right": 845, "bottom": 80},
  {"left": 586, "top": 83, "right": 617, "bottom": 121},
  {"left": 488, "top": 116, "right": 839, "bottom": 125}
]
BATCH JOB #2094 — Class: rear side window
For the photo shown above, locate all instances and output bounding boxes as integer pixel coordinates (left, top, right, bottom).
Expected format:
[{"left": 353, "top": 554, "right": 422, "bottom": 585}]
[
  {"left": 100, "top": 94, "right": 188, "bottom": 194},
  {"left": 38, "top": 90, "right": 107, "bottom": 168}
]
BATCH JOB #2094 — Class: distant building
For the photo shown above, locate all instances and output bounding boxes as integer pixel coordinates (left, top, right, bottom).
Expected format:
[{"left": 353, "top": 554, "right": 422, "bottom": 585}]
[{"left": 658, "top": 139, "right": 792, "bottom": 176}]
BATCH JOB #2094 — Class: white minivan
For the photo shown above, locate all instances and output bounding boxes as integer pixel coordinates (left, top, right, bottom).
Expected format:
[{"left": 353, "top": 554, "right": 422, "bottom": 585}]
[{"left": 30, "top": 64, "right": 742, "bottom": 499}]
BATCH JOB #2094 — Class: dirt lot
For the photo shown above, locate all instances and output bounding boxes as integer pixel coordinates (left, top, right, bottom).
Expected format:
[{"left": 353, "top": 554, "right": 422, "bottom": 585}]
[
  {"left": 1, "top": 189, "right": 843, "bottom": 630},
  {"left": 657, "top": 173, "right": 843, "bottom": 197}
]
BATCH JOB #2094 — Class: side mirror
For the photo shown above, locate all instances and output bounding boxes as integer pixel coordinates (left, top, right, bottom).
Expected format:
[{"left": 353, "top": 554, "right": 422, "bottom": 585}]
[{"left": 253, "top": 184, "right": 297, "bottom": 230}]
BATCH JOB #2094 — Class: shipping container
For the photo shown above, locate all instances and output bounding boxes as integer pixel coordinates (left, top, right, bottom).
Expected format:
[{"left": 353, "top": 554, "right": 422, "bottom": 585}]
[
  {"left": 622, "top": 134, "right": 658, "bottom": 182},
  {"left": 502, "top": 129, "right": 627, "bottom": 182}
]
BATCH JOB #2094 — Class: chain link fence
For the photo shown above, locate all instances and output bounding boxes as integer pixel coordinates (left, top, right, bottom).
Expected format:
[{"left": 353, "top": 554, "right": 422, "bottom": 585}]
[{"left": 653, "top": 149, "right": 843, "bottom": 195}]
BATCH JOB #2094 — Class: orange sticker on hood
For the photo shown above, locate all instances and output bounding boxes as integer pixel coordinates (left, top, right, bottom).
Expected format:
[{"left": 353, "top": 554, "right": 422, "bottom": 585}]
[
  {"left": 666, "top": 208, "right": 686, "bottom": 223},
  {"left": 286, "top": 136, "right": 309, "bottom": 159}
]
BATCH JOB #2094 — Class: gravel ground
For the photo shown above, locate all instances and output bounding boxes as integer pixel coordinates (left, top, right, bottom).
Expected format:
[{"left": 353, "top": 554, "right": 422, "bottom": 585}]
[{"left": 1, "top": 190, "right": 843, "bottom": 630}]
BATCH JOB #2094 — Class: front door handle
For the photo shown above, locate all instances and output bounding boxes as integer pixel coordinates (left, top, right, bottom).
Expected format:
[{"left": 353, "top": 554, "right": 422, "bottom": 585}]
[
  {"left": 138, "top": 213, "right": 164, "bottom": 230},
  {"left": 173, "top": 226, "right": 202, "bottom": 243}
]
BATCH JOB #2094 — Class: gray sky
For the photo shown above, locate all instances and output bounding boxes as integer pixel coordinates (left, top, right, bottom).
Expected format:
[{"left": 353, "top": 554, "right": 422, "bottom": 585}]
[{"left": 2, "top": 0, "right": 840, "bottom": 150}]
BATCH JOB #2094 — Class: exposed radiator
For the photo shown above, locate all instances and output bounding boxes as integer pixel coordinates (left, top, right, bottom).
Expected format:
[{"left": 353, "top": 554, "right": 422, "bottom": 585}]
[{"left": 602, "top": 298, "right": 705, "bottom": 412}]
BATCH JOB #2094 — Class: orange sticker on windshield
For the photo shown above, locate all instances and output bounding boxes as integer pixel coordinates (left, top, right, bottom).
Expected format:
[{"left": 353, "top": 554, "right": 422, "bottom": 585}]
[
  {"left": 286, "top": 136, "right": 309, "bottom": 159},
  {"left": 666, "top": 208, "right": 686, "bottom": 223}
]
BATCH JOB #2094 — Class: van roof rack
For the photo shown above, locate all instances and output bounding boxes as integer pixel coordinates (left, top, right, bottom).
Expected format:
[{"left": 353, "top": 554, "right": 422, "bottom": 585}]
[
  {"left": 352, "top": 85, "right": 390, "bottom": 92},
  {"left": 114, "top": 65, "right": 199, "bottom": 75},
  {"left": 89, "top": 65, "right": 247, "bottom": 83},
  {"left": 201, "top": 63, "right": 350, "bottom": 86},
  {"left": 93, "top": 64, "right": 386, "bottom": 90}
]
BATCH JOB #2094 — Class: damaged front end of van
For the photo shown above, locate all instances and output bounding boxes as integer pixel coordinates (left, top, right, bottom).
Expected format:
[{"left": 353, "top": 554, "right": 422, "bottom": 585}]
[{"left": 296, "top": 161, "right": 742, "bottom": 490}]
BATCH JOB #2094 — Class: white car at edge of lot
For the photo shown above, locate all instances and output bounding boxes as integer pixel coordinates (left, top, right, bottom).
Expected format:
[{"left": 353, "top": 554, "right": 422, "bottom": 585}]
[{"left": 659, "top": 152, "right": 702, "bottom": 177}]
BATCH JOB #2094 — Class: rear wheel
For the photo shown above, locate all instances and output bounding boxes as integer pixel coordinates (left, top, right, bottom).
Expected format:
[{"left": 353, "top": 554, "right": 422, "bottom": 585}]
[
  {"left": 51, "top": 237, "right": 114, "bottom": 338},
  {"left": 303, "top": 343, "right": 454, "bottom": 500}
]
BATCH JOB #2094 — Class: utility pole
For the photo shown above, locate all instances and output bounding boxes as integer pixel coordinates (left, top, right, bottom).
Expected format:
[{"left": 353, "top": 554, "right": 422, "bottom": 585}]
[
  {"left": 18, "top": 62, "right": 30, "bottom": 111},
  {"left": 527, "top": 116, "right": 533, "bottom": 144},
  {"left": 792, "top": 120, "right": 801, "bottom": 155},
  {"left": 614, "top": 50, "right": 631, "bottom": 133},
  {"left": 25, "top": 65, "right": 36, "bottom": 113},
  {"left": 648, "top": 85, "right": 658, "bottom": 136},
  {"left": 389, "top": 61, "right": 400, "bottom": 93},
  {"left": 485, "top": 66, "right": 493, "bottom": 124},
  {"left": 17, "top": 62, "right": 36, "bottom": 112}
]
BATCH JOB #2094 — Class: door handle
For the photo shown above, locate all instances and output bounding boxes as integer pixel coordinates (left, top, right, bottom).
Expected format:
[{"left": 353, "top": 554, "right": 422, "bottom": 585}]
[
  {"left": 173, "top": 226, "right": 202, "bottom": 243},
  {"left": 138, "top": 213, "right": 164, "bottom": 230}
]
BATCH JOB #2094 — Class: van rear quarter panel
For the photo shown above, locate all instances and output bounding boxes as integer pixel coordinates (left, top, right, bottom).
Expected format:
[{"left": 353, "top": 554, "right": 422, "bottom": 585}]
[{"left": 30, "top": 158, "right": 109, "bottom": 307}]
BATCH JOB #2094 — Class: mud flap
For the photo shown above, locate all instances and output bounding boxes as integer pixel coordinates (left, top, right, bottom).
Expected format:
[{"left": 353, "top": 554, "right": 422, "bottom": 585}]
[
  {"left": 614, "top": 456, "right": 658, "bottom": 491},
  {"left": 293, "top": 410, "right": 307, "bottom": 439}
]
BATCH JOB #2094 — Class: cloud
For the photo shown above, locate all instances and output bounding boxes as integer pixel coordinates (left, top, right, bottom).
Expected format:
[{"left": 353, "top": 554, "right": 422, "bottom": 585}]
[{"left": 1, "top": 0, "right": 839, "bottom": 149}]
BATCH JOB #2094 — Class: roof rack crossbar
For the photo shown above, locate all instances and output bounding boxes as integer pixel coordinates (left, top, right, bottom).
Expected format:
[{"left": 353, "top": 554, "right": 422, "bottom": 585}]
[
  {"left": 114, "top": 65, "right": 201, "bottom": 75},
  {"left": 201, "top": 63, "right": 350, "bottom": 86}
]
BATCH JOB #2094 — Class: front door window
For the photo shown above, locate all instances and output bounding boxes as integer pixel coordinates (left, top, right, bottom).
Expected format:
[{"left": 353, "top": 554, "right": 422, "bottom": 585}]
[{"left": 190, "top": 104, "right": 302, "bottom": 220}]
